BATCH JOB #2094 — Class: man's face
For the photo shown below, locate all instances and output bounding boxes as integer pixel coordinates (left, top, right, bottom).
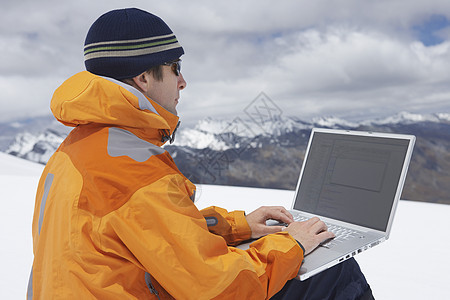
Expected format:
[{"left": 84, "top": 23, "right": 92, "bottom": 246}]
[{"left": 144, "top": 64, "right": 186, "bottom": 116}]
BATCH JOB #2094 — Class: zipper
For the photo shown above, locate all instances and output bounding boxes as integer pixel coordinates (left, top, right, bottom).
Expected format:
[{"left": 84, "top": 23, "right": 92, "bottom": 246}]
[
  {"left": 145, "top": 272, "right": 161, "bottom": 300},
  {"left": 160, "top": 121, "right": 181, "bottom": 144}
]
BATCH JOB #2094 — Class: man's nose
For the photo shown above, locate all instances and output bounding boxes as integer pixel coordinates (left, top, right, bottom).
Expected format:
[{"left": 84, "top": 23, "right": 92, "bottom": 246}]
[{"left": 178, "top": 73, "right": 187, "bottom": 90}]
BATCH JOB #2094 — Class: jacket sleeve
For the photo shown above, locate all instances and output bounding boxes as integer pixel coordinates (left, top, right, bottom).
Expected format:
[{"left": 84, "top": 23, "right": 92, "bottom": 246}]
[
  {"left": 200, "top": 206, "right": 252, "bottom": 246},
  {"left": 105, "top": 174, "right": 304, "bottom": 299}
]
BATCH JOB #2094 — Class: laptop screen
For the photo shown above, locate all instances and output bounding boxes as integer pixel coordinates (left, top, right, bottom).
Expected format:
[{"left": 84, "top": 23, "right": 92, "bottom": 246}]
[{"left": 293, "top": 131, "right": 411, "bottom": 232}]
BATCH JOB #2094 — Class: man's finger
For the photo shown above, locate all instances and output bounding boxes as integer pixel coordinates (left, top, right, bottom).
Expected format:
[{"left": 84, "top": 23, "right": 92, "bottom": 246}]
[
  {"left": 310, "top": 219, "right": 328, "bottom": 234},
  {"left": 280, "top": 209, "right": 294, "bottom": 223},
  {"left": 265, "top": 207, "right": 294, "bottom": 224},
  {"left": 317, "top": 230, "right": 336, "bottom": 242},
  {"left": 303, "top": 216, "right": 320, "bottom": 225}
]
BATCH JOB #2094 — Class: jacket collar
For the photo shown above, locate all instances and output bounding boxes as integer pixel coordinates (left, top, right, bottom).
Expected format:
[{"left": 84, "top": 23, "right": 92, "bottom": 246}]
[{"left": 51, "top": 71, "right": 180, "bottom": 146}]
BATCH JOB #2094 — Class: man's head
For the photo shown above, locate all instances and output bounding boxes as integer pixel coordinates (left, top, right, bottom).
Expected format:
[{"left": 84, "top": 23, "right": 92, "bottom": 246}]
[{"left": 84, "top": 8, "right": 186, "bottom": 115}]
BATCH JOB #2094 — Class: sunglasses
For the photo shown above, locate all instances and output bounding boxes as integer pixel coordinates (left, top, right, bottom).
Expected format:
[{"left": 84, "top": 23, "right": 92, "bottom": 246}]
[{"left": 163, "top": 59, "right": 182, "bottom": 76}]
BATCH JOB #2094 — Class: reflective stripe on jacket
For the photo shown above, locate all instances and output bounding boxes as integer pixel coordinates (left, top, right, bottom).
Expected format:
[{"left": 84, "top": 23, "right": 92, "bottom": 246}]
[{"left": 28, "top": 71, "right": 303, "bottom": 299}]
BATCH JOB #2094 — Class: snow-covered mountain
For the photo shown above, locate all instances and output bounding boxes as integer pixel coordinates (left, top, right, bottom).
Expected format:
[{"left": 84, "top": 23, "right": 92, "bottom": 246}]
[
  {"left": 174, "top": 116, "right": 312, "bottom": 151},
  {"left": 175, "top": 112, "right": 450, "bottom": 150},
  {"left": 2, "top": 112, "right": 450, "bottom": 204},
  {"left": 0, "top": 115, "right": 69, "bottom": 151},
  {"left": 2, "top": 111, "right": 448, "bottom": 156},
  {"left": 6, "top": 129, "right": 66, "bottom": 164},
  {"left": 312, "top": 111, "right": 450, "bottom": 127}
]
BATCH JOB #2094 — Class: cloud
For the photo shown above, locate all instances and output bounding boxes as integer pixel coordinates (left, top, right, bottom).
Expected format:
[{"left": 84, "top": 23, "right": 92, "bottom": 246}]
[
  {"left": 178, "top": 25, "right": 450, "bottom": 123},
  {"left": 1, "top": 0, "right": 450, "bottom": 125},
  {"left": 0, "top": 75, "right": 65, "bottom": 119}
]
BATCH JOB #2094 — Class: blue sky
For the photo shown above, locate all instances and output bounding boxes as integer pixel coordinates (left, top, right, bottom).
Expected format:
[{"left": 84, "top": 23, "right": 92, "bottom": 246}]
[
  {"left": 1, "top": 0, "right": 450, "bottom": 126},
  {"left": 414, "top": 14, "right": 450, "bottom": 46}
]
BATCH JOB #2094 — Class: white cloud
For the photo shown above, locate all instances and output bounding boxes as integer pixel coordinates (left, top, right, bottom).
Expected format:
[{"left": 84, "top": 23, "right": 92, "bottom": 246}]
[
  {"left": 1, "top": 0, "right": 450, "bottom": 124},
  {"left": 178, "top": 25, "right": 450, "bottom": 123},
  {"left": 0, "top": 75, "right": 66, "bottom": 120}
]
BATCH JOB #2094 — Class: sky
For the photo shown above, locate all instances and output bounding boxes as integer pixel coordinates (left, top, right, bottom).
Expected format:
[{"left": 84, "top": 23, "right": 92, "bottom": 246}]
[
  {"left": 1, "top": 151, "right": 449, "bottom": 299},
  {"left": 1, "top": 0, "right": 450, "bottom": 126}
]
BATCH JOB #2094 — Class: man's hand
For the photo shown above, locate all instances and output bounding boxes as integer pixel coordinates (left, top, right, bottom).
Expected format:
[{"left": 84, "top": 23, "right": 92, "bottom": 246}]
[
  {"left": 245, "top": 207, "right": 334, "bottom": 255},
  {"left": 245, "top": 206, "right": 294, "bottom": 239},
  {"left": 284, "top": 217, "right": 335, "bottom": 255}
]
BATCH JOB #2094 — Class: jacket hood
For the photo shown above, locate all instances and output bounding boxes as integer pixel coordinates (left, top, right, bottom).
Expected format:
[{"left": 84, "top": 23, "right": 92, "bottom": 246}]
[{"left": 51, "top": 71, "right": 180, "bottom": 145}]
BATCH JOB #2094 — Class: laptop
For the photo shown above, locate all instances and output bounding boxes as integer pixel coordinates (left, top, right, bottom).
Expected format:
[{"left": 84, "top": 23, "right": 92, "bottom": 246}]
[{"left": 238, "top": 128, "right": 415, "bottom": 281}]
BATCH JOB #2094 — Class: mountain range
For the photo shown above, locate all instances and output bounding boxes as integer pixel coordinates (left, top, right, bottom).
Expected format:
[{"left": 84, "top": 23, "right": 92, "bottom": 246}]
[{"left": 1, "top": 112, "right": 449, "bottom": 204}]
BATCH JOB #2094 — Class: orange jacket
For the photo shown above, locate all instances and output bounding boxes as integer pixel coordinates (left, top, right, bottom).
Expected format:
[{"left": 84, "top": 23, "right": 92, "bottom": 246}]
[{"left": 28, "top": 71, "right": 303, "bottom": 299}]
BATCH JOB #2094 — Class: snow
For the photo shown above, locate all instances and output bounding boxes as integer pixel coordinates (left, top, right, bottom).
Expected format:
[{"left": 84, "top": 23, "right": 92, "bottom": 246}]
[
  {"left": 0, "top": 153, "right": 44, "bottom": 299},
  {"left": 1, "top": 153, "right": 449, "bottom": 299},
  {"left": 370, "top": 111, "right": 448, "bottom": 125},
  {"left": 436, "top": 113, "right": 450, "bottom": 121},
  {"left": 310, "top": 112, "right": 450, "bottom": 128},
  {"left": 312, "top": 116, "right": 359, "bottom": 128},
  {"left": 175, "top": 127, "right": 231, "bottom": 150},
  {"left": 175, "top": 116, "right": 314, "bottom": 151},
  {"left": 6, "top": 132, "right": 39, "bottom": 157}
]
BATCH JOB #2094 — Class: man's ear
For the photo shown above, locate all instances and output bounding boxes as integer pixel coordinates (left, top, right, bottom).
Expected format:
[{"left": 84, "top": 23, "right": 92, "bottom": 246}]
[{"left": 132, "top": 72, "right": 152, "bottom": 93}]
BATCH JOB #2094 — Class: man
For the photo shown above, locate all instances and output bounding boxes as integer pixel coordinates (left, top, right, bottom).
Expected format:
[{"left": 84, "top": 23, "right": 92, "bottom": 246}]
[{"left": 28, "top": 8, "right": 373, "bottom": 299}]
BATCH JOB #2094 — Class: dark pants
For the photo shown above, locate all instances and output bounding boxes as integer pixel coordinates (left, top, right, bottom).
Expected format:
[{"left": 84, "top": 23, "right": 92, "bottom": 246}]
[{"left": 271, "top": 258, "right": 374, "bottom": 300}]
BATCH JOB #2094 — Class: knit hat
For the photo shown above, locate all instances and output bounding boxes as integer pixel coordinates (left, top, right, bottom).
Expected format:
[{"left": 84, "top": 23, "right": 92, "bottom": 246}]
[{"left": 84, "top": 8, "right": 184, "bottom": 80}]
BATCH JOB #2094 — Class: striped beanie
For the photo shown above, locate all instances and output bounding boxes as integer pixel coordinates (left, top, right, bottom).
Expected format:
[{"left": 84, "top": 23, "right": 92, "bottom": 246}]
[{"left": 84, "top": 8, "right": 184, "bottom": 80}]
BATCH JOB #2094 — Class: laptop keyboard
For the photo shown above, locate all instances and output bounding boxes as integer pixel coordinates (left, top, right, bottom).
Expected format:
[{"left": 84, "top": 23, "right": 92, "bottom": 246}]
[{"left": 292, "top": 214, "right": 361, "bottom": 249}]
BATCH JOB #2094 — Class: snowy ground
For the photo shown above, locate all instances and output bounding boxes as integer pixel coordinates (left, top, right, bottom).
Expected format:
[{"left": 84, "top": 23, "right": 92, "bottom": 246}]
[{"left": 1, "top": 152, "right": 449, "bottom": 299}]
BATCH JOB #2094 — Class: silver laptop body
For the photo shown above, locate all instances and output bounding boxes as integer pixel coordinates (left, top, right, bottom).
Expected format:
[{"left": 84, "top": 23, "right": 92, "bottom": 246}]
[{"left": 291, "top": 128, "right": 415, "bottom": 280}]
